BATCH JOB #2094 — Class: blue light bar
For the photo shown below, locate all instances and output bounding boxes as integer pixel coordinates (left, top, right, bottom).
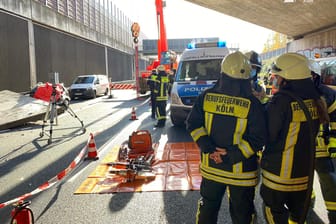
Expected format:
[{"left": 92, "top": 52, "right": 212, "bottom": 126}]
[
  {"left": 188, "top": 41, "right": 227, "bottom": 49},
  {"left": 217, "top": 41, "right": 226, "bottom": 47},
  {"left": 187, "top": 43, "right": 195, "bottom": 49}
]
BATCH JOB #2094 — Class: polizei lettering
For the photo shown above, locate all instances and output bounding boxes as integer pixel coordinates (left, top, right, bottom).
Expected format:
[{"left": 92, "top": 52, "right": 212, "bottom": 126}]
[{"left": 184, "top": 86, "right": 209, "bottom": 94}]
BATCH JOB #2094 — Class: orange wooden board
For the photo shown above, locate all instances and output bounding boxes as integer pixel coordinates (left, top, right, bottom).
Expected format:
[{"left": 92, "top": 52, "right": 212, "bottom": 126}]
[{"left": 74, "top": 142, "right": 201, "bottom": 194}]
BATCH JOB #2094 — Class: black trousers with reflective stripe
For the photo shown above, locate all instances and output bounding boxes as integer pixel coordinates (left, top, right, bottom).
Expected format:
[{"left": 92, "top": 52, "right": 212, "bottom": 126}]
[
  {"left": 155, "top": 100, "right": 167, "bottom": 125},
  {"left": 196, "top": 178, "right": 255, "bottom": 224},
  {"left": 315, "top": 157, "right": 336, "bottom": 223},
  {"left": 150, "top": 91, "right": 156, "bottom": 118},
  {"left": 260, "top": 184, "right": 307, "bottom": 223}
]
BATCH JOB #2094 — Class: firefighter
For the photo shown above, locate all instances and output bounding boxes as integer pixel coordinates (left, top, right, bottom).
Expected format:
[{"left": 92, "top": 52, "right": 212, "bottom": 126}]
[
  {"left": 147, "top": 69, "right": 158, "bottom": 119},
  {"left": 186, "top": 51, "right": 266, "bottom": 224},
  {"left": 260, "top": 53, "right": 329, "bottom": 224},
  {"left": 309, "top": 59, "right": 336, "bottom": 224},
  {"left": 154, "top": 65, "right": 169, "bottom": 127},
  {"left": 245, "top": 51, "right": 268, "bottom": 103}
]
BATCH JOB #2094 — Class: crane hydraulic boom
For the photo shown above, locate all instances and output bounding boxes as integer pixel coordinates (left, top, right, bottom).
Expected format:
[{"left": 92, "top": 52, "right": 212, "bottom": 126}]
[
  {"left": 155, "top": 0, "right": 168, "bottom": 64},
  {"left": 138, "top": 0, "right": 178, "bottom": 94}
]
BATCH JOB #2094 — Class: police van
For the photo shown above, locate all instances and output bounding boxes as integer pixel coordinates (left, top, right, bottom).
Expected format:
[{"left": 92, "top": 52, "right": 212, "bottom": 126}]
[{"left": 170, "top": 41, "right": 230, "bottom": 126}]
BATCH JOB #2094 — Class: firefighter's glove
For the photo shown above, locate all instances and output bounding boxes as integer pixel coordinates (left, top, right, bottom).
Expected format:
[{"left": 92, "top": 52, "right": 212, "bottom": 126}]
[
  {"left": 328, "top": 137, "right": 336, "bottom": 158},
  {"left": 209, "top": 147, "right": 227, "bottom": 164}
]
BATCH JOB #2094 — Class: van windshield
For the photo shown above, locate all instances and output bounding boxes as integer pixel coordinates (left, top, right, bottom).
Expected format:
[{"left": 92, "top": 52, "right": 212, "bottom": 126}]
[
  {"left": 74, "top": 76, "right": 94, "bottom": 84},
  {"left": 176, "top": 59, "right": 222, "bottom": 81}
]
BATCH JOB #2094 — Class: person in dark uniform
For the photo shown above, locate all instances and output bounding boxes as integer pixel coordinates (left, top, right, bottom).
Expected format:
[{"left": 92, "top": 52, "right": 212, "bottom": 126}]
[
  {"left": 309, "top": 59, "right": 336, "bottom": 224},
  {"left": 245, "top": 50, "right": 268, "bottom": 104},
  {"left": 260, "top": 53, "right": 329, "bottom": 224},
  {"left": 154, "top": 65, "right": 169, "bottom": 127},
  {"left": 186, "top": 51, "right": 267, "bottom": 224},
  {"left": 147, "top": 69, "right": 157, "bottom": 119}
]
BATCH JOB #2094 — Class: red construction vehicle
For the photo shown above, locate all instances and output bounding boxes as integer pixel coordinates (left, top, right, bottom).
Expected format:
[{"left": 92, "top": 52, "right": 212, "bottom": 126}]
[{"left": 139, "top": 0, "right": 178, "bottom": 94}]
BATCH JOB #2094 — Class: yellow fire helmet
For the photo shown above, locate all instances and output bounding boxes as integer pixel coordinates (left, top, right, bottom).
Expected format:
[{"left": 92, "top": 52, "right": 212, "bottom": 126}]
[
  {"left": 271, "top": 53, "right": 311, "bottom": 80},
  {"left": 221, "top": 51, "right": 251, "bottom": 79},
  {"left": 157, "top": 65, "right": 166, "bottom": 72}
]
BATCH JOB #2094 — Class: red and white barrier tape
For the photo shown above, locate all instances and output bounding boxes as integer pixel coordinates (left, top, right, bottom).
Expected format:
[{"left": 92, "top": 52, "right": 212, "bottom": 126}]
[
  {"left": 0, "top": 135, "right": 92, "bottom": 209},
  {"left": 112, "top": 84, "right": 136, "bottom": 89}
]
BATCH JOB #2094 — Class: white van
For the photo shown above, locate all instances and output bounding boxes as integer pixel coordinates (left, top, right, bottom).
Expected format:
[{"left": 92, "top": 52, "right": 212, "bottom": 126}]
[
  {"left": 170, "top": 41, "right": 230, "bottom": 126},
  {"left": 69, "top": 74, "right": 109, "bottom": 99}
]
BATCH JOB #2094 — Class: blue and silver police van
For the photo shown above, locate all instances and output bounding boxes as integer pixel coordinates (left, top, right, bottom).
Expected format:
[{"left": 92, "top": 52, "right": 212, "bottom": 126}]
[{"left": 170, "top": 41, "right": 230, "bottom": 126}]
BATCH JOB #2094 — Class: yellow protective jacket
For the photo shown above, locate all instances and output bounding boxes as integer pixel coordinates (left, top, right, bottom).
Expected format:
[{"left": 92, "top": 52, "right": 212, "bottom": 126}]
[
  {"left": 261, "top": 79, "right": 320, "bottom": 192},
  {"left": 154, "top": 73, "right": 169, "bottom": 101},
  {"left": 315, "top": 84, "right": 336, "bottom": 158},
  {"left": 186, "top": 76, "right": 266, "bottom": 187}
]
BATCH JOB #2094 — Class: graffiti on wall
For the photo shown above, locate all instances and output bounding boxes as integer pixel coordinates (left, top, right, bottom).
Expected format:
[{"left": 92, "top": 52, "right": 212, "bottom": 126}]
[{"left": 297, "top": 46, "right": 335, "bottom": 59}]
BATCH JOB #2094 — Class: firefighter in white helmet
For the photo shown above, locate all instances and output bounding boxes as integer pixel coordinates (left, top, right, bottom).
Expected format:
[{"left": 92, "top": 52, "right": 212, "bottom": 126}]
[
  {"left": 260, "top": 53, "right": 329, "bottom": 223},
  {"left": 308, "top": 59, "right": 336, "bottom": 224},
  {"left": 186, "top": 51, "right": 266, "bottom": 224}
]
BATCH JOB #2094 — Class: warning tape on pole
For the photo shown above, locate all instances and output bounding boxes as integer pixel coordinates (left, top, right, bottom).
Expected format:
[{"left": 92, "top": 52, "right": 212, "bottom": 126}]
[{"left": 0, "top": 135, "right": 92, "bottom": 209}]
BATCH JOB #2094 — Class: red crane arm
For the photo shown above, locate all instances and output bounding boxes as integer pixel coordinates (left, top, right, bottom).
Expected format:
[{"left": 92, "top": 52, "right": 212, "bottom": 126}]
[{"left": 155, "top": 0, "right": 168, "bottom": 64}]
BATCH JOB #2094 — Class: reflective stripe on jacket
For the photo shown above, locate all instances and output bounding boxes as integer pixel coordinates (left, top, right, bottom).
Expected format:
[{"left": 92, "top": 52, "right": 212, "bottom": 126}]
[
  {"left": 154, "top": 75, "right": 169, "bottom": 101},
  {"left": 187, "top": 88, "right": 266, "bottom": 187},
  {"left": 315, "top": 85, "right": 336, "bottom": 157},
  {"left": 261, "top": 91, "right": 320, "bottom": 192}
]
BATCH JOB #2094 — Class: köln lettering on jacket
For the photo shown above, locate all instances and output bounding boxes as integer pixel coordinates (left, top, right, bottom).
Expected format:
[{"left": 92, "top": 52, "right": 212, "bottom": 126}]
[
  {"left": 203, "top": 93, "right": 251, "bottom": 118},
  {"left": 291, "top": 99, "right": 319, "bottom": 122}
]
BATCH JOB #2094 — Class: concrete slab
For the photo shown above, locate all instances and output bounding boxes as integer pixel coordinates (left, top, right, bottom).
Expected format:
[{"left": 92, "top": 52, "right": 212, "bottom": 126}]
[{"left": 0, "top": 90, "right": 62, "bottom": 130}]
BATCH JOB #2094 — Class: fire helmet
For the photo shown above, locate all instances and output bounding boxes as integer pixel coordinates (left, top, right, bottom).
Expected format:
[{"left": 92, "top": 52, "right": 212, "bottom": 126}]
[
  {"left": 221, "top": 51, "right": 251, "bottom": 80},
  {"left": 245, "top": 51, "right": 262, "bottom": 74},
  {"left": 308, "top": 59, "right": 321, "bottom": 76},
  {"left": 157, "top": 65, "right": 166, "bottom": 72},
  {"left": 271, "top": 53, "right": 311, "bottom": 80}
]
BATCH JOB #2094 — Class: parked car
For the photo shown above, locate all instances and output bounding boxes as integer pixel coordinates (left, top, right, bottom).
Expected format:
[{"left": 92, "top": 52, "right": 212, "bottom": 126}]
[{"left": 69, "top": 74, "right": 109, "bottom": 99}]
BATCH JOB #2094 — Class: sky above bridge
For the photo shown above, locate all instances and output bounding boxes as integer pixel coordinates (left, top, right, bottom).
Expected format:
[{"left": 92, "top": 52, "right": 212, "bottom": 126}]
[{"left": 114, "top": 0, "right": 273, "bottom": 53}]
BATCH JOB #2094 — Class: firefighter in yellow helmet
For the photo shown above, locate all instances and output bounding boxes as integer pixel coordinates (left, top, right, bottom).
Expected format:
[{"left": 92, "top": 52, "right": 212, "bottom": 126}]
[
  {"left": 186, "top": 51, "right": 266, "bottom": 224},
  {"left": 260, "top": 53, "right": 329, "bottom": 224},
  {"left": 153, "top": 65, "right": 169, "bottom": 127},
  {"left": 308, "top": 59, "right": 336, "bottom": 223}
]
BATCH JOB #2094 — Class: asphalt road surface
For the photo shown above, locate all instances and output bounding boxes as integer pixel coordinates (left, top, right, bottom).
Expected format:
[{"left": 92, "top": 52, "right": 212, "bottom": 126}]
[{"left": 0, "top": 90, "right": 329, "bottom": 223}]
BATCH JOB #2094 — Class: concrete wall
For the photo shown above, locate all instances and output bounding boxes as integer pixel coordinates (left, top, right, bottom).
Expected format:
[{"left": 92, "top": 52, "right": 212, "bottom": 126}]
[
  {"left": 0, "top": 0, "right": 139, "bottom": 92},
  {"left": 288, "top": 27, "right": 336, "bottom": 58},
  {"left": 0, "top": 12, "right": 31, "bottom": 92},
  {"left": 0, "top": 10, "right": 135, "bottom": 92},
  {"left": 34, "top": 24, "right": 106, "bottom": 85}
]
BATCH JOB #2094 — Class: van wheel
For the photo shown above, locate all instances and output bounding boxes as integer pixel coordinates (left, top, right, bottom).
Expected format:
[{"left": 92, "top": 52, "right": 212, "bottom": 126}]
[
  {"left": 92, "top": 91, "right": 96, "bottom": 99},
  {"left": 104, "top": 88, "right": 108, "bottom": 95}
]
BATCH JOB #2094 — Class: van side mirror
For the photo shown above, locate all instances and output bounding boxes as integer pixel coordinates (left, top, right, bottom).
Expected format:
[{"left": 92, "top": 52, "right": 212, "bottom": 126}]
[{"left": 95, "top": 79, "right": 99, "bottom": 84}]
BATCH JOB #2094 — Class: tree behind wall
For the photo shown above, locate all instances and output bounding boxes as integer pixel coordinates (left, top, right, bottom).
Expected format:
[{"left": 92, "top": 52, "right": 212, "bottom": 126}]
[{"left": 262, "top": 32, "right": 287, "bottom": 53}]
